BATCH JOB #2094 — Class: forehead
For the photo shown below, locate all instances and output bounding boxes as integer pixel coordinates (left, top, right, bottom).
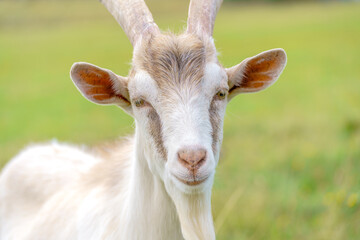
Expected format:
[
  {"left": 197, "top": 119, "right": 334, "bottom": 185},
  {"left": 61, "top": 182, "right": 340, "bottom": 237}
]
[{"left": 131, "top": 33, "right": 222, "bottom": 95}]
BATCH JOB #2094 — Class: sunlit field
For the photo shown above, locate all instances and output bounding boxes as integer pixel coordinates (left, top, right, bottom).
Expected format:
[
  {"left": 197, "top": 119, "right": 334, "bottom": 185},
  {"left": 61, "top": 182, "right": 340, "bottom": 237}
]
[{"left": 1, "top": 0, "right": 360, "bottom": 239}]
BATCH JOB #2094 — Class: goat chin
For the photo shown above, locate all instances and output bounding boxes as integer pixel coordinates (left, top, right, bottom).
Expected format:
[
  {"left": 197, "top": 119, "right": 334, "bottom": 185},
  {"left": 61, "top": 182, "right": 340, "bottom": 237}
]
[{"left": 166, "top": 179, "right": 216, "bottom": 240}]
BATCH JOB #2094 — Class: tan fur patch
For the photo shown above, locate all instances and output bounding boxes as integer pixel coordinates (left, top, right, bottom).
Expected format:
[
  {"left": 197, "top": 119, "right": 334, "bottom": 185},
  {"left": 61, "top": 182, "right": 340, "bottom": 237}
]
[
  {"left": 209, "top": 99, "right": 221, "bottom": 154},
  {"left": 134, "top": 33, "right": 216, "bottom": 96},
  {"left": 147, "top": 108, "right": 167, "bottom": 160},
  {"left": 86, "top": 138, "right": 134, "bottom": 189}
]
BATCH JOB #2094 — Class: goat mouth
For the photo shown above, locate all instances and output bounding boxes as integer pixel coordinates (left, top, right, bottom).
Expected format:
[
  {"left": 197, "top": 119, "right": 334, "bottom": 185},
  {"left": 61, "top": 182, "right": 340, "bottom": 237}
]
[{"left": 173, "top": 175, "right": 208, "bottom": 186}]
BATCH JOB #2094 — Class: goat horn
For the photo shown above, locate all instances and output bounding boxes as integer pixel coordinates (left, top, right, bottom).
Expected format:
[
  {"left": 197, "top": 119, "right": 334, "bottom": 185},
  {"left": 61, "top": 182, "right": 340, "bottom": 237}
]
[
  {"left": 100, "top": 0, "right": 160, "bottom": 46},
  {"left": 186, "top": 0, "right": 223, "bottom": 37}
]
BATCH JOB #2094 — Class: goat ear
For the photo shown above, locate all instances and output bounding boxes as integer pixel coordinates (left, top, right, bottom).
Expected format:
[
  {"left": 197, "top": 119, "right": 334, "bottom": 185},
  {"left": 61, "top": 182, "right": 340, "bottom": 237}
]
[
  {"left": 70, "top": 62, "right": 132, "bottom": 113},
  {"left": 226, "top": 48, "right": 287, "bottom": 101}
]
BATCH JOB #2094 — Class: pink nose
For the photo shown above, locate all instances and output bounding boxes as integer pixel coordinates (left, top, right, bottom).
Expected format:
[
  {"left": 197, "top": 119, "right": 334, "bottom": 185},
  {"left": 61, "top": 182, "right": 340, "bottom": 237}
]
[{"left": 178, "top": 147, "right": 207, "bottom": 174}]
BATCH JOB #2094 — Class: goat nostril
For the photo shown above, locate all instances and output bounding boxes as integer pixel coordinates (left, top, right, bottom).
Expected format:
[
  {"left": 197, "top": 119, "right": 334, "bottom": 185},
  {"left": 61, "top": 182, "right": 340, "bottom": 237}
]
[
  {"left": 196, "top": 157, "right": 206, "bottom": 168},
  {"left": 177, "top": 147, "right": 207, "bottom": 170},
  {"left": 178, "top": 156, "right": 189, "bottom": 167}
]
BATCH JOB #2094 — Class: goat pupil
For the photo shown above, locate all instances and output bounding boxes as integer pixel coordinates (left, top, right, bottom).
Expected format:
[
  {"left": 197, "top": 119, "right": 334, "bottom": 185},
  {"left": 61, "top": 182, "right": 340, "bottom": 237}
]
[
  {"left": 135, "top": 99, "right": 144, "bottom": 107},
  {"left": 217, "top": 91, "right": 226, "bottom": 99}
]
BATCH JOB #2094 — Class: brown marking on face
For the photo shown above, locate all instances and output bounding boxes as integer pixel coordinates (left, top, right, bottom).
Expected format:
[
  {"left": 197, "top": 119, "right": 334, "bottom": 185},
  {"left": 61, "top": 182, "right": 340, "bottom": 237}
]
[
  {"left": 134, "top": 33, "right": 216, "bottom": 98},
  {"left": 143, "top": 34, "right": 205, "bottom": 93},
  {"left": 147, "top": 108, "right": 167, "bottom": 160},
  {"left": 209, "top": 99, "right": 222, "bottom": 154}
]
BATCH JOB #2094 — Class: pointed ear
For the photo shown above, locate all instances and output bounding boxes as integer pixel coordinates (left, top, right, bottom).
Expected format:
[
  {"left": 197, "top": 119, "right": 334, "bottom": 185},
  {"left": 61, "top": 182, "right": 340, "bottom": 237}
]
[
  {"left": 70, "top": 62, "right": 132, "bottom": 113},
  {"left": 226, "top": 48, "right": 287, "bottom": 101}
]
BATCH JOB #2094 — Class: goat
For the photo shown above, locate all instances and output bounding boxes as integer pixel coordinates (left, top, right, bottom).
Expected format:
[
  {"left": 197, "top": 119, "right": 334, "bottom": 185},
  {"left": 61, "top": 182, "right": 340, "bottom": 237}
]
[{"left": 0, "top": 0, "right": 287, "bottom": 239}]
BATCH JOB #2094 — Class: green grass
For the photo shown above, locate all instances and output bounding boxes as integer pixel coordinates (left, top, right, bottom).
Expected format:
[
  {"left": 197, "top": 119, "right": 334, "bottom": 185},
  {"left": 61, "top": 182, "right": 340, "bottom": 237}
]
[{"left": 1, "top": 1, "right": 360, "bottom": 239}]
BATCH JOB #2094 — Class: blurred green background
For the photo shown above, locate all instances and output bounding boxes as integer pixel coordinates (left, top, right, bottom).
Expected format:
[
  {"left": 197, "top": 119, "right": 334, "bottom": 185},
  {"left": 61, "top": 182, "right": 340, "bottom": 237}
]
[{"left": 1, "top": 0, "right": 360, "bottom": 239}]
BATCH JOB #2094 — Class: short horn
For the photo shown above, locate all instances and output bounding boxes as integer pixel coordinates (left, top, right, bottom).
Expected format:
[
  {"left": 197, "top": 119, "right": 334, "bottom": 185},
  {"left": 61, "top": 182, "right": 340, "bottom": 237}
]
[
  {"left": 186, "top": 0, "right": 223, "bottom": 37},
  {"left": 100, "top": 0, "right": 160, "bottom": 46}
]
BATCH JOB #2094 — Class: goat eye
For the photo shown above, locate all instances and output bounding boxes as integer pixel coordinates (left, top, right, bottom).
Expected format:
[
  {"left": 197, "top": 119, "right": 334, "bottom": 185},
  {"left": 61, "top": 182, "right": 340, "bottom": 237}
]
[
  {"left": 134, "top": 99, "right": 145, "bottom": 107},
  {"left": 216, "top": 90, "right": 226, "bottom": 100}
]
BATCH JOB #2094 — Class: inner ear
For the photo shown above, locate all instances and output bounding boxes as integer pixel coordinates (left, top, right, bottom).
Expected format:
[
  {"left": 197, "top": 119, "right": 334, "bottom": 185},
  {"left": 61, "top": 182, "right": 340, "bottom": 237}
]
[
  {"left": 226, "top": 48, "right": 287, "bottom": 100},
  {"left": 70, "top": 62, "right": 132, "bottom": 111}
]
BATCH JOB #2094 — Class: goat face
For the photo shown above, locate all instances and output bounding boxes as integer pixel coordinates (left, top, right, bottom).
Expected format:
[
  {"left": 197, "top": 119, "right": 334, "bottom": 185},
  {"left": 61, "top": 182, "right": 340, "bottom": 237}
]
[
  {"left": 129, "top": 34, "right": 226, "bottom": 193},
  {"left": 70, "top": 33, "right": 287, "bottom": 195}
]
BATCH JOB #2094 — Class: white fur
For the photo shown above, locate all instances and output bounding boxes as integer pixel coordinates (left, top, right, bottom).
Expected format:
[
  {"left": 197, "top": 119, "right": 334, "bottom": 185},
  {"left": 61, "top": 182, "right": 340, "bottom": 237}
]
[
  {"left": 0, "top": 139, "right": 183, "bottom": 240},
  {"left": 0, "top": 142, "right": 100, "bottom": 239}
]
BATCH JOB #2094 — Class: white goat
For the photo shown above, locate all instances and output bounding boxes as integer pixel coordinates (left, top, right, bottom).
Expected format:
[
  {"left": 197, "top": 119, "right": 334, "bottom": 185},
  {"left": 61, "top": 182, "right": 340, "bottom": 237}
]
[{"left": 0, "top": 0, "right": 287, "bottom": 239}]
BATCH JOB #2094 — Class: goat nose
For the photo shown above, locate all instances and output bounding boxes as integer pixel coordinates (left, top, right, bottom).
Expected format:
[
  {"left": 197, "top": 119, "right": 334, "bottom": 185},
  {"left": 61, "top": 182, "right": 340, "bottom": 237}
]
[{"left": 178, "top": 147, "right": 207, "bottom": 171}]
